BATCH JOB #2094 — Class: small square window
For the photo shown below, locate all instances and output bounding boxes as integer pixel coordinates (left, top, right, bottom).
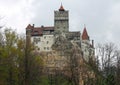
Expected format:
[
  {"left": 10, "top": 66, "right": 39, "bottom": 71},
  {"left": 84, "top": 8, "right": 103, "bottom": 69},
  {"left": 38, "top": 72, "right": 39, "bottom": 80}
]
[
  {"left": 38, "top": 48, "right": 40, "bottom": 50},
  {"left": 33, "top": 38, "right": 36, "bottom": 42}
]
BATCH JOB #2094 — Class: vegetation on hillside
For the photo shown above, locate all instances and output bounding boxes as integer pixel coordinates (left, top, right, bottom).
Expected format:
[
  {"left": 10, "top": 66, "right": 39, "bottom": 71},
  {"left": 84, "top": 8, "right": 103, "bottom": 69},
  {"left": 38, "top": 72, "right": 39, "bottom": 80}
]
[
  {"left": 0, "top": 28, "right": 120, "bottom": 85},
  {"left": 0, "top": 28, "right": 43, "bottom": 85}
]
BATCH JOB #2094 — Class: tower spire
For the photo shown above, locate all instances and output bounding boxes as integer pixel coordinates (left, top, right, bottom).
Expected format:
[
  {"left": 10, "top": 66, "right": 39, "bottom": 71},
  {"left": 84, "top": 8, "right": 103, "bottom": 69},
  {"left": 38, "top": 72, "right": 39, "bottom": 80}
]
[
  {"left": 82, "top": 25, "right": 89, "bottom": 40},
  {"left": 59, "top": 3, "right": 65, "bottom": 11}
]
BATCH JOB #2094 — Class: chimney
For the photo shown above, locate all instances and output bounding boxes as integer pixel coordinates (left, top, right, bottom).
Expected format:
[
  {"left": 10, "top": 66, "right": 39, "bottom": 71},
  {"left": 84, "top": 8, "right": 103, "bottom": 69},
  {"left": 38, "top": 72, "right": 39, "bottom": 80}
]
[
  {"left": 92, "top": 40, "right": 94, "bottom": 48},
  {"left": 33, "top": 24, "right": 35, "bottom": 27},
  {"left": 41, "top": 25, "right": 44, "bottom": 28}
]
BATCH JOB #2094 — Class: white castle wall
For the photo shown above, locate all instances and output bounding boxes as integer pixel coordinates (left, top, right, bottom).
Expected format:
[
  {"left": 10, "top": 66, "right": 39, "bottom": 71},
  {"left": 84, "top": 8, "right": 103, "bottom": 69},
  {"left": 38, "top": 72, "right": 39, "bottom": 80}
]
[{"left": 31, "top": 35, "right": 54, "bottom": 52}]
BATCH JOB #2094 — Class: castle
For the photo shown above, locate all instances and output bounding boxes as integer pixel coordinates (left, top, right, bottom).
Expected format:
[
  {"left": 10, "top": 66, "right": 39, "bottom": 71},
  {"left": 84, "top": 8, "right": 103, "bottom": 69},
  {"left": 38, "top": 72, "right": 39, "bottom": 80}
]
[
  {"left": 26, "top": 4, "right": 95, "bottom": 85},
  {"left": 26, "top": 4, "right": 94, "bottom": 61}
]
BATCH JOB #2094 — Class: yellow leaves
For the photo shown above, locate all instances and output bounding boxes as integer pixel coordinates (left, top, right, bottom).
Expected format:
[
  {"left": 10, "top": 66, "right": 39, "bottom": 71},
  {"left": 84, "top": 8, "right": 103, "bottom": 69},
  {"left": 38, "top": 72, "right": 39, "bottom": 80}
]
[
  {"left": 4, "top": 28, "right": 18, "bottom": 47},
  {"left": 0, "top": 28, "right": 44, "bottom": 84},
  {"left": 17, "top": 38, "right": 25, "bottom": 49}
]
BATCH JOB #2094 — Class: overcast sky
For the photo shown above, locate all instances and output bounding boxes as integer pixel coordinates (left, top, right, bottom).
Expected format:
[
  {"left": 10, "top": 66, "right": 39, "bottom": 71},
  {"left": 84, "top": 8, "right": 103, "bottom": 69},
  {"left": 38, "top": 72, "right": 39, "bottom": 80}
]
[{"left": 0, "top": 0, "right": 120, "bottom": 44}]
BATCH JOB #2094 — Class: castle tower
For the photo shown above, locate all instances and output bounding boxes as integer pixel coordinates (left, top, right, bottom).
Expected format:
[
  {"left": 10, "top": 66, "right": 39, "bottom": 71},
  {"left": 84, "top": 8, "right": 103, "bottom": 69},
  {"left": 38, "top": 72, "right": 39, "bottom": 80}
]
[
  {"left": 54, "top": 4, "right": 69, "bottom": 35},
  {"left": 26, "top": 24, "right": 33, "bottom": 39},
  {"left": 26, "top": 24, "right": 33, "bottom": 48},
  {"left": 26, "top": 24, "right": 32, "bottom": 35}
]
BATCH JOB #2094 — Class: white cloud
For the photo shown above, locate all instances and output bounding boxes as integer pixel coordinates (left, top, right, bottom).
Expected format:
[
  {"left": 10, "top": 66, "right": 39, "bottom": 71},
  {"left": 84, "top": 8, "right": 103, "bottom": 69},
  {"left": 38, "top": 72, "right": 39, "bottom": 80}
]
[{"left": 0, "top": 0, "right": 120, "bottom": 44}]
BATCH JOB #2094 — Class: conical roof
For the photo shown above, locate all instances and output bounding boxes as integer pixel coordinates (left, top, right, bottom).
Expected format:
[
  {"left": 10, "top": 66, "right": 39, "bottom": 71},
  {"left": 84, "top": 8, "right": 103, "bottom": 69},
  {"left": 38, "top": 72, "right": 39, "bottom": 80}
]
[
  {"left": 82, "top": 27, "right": 89, "bottom": 40},
  {"left": 59, "top": 4, "right": 65, "bottom": 11}
]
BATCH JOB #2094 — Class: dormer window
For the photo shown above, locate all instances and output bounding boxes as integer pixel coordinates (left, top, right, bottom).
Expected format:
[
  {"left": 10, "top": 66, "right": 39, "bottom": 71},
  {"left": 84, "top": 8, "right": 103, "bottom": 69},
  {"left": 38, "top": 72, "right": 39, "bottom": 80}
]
[{"left": 34, "top": 37, "right": 40, "bottom": 44}]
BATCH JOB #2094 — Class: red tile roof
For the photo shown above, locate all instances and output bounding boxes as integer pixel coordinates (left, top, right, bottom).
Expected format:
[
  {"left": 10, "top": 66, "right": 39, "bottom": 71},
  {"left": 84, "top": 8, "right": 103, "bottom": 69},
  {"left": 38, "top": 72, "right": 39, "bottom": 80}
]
[
  {"left": 26, "top": 24, "right": 33, "bottom": 29},
  {"left": 82, "top": 27, "right": 89, "bottom": 40},
  {"left": 59, "top": 4, "right": 65, "bottom": 11},
  {"left": 26, "top": 24, "right": 54, "bottom": 36}
]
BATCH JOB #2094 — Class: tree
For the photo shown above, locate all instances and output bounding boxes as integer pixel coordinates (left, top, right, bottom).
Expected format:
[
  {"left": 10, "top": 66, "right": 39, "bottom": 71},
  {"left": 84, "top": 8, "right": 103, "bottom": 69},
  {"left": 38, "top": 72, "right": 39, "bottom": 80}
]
[
  {"left": 17, "top": 34, "right": 43, "bottom": 85},
  {"left": 115, "top": 50, "right": 120, "bottom": 85},
  {"left": 0, "top": 28, "right": 19, "bottom": 85},
  {"left": 67, "top": 42, "right": 82, "bottom": 85},
  {"left": 95, "top": 42, "right": 120, "bottom": 85},
  {"left": 0, "top": 28, "right": 43, "bottom": 85}
]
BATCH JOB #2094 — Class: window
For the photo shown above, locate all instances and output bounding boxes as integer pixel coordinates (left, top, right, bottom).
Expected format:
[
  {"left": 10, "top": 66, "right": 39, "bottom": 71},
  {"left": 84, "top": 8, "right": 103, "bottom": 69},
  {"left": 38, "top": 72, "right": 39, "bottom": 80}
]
[
  {"left": 44, "top": 36, "right": 46, "bottom": 39},
  {"left": 38, "top": 48, "right": 40, "bottom": 50},
  {"left": 62, "top": 30, "right": 65, "bottom": 33},
  {"left": 33, "top": 37, "right": 40, "bottom": 44},
  {"left": 38, "top": 38, "right": 40, "bottom": 41},
  {"left": 33, "top": 37, "right": 36, "bottom": 42},
  {"left": 44, "top": 47, "right": 46, "bottom": 50},
  {"left": 47, "top": 41, "right": 49, "bottom": 44}
]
